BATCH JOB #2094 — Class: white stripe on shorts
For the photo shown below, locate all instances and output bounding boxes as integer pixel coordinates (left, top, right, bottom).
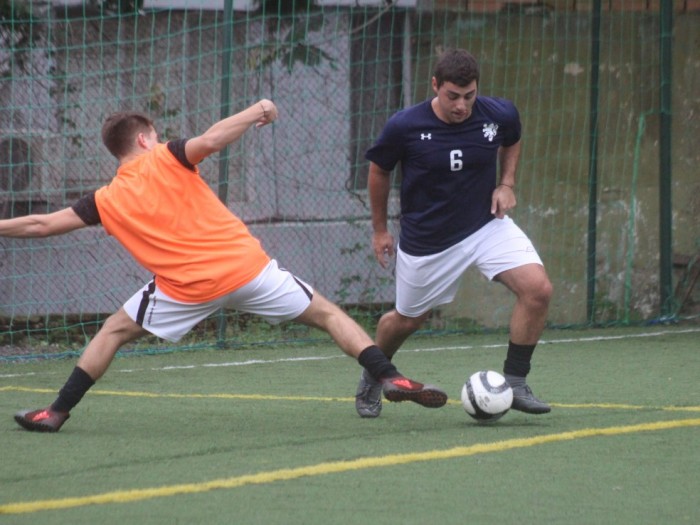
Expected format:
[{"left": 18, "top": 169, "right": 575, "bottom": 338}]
[{"left": 122, "top": 260, "right": 313, "bottom": 342}]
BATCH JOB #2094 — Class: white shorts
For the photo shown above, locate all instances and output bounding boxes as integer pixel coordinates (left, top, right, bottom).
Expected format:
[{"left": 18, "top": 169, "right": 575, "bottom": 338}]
[
  {"left": 122, "top": 260, "right": 313, "bottom": 342},
  {"left": 396, "top": 216, "right": 543, "bottom": 318}
]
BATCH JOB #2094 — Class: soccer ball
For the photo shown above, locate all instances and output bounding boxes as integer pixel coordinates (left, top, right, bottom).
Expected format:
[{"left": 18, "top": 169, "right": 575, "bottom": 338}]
[{"left": 461, "top": 370, "right": 513, "bottom": 423}]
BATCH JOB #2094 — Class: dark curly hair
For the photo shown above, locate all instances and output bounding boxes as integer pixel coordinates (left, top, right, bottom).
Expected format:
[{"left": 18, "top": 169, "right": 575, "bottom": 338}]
[{"left": 433, "top": 49, "right": 480, "bottom": 88}]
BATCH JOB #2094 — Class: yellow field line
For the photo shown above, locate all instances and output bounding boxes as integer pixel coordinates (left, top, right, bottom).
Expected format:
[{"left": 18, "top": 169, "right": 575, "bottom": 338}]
[
  {"left": 0, "top": 385, "right": 349, "bottom": 403},
  {"left": 551, "top": 402, "right": 700, "bottom": 412},
  {"left": 3, "top": 385, "right": 700, "bottom": 412},
  {"left": 1, "top": 417, "right": 699, "bottom": 515}
]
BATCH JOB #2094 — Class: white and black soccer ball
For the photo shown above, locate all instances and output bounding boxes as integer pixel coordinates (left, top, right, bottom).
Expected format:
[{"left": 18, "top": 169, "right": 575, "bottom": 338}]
[{"left": 461, "top": 370, "right": 513, "bottom": 423}]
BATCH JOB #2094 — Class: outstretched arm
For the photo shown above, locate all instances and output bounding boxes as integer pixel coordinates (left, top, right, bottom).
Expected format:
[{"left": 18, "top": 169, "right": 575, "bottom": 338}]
[
  {"left": 0, "top": 207, "right": 88, "bottom": 238},
  {"left": 184, "top": 99, "right": 278, "bottom": 166}
]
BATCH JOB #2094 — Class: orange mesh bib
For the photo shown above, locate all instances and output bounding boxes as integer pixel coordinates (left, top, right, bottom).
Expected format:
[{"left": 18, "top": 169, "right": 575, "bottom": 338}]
[{"left": 95, "top": 144, "right": 270, "bottom": 302}]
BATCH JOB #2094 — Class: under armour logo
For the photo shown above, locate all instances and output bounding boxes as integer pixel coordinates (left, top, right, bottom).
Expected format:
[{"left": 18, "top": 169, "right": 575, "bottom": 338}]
[{"left": 421, "top": 133, "right": 432, "bottom": 140}]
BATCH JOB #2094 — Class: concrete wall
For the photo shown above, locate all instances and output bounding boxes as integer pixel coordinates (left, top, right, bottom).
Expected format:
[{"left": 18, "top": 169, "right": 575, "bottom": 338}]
[{"left": 1, "top": 9, "right": 697, "bottom": 326}]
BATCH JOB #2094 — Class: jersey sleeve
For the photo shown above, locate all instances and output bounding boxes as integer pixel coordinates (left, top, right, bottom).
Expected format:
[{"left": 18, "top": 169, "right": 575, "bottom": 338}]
[
  {"left": 71, "top": 191, "right": 101, "bottom": 225},
  {"left": 365, "top": 114, "right": 405, "bottom": 171},
  {"left": 166, "top": 138, "right": 196, "bottom": 171},
  {"left": 500, "top": 100, "right": 522, "bottom": 147}
]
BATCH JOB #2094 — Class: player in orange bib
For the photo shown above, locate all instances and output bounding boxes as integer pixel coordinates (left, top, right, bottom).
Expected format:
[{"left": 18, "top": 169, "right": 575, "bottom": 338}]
[{"left": 2, "top": 100, "right": 448, "bottom": 432}]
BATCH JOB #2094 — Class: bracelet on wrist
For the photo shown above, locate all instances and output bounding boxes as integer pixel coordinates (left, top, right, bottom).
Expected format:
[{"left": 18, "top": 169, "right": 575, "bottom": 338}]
[
  {"left": 498, "top": 183, "right": 514, "bottom": 189},
  {"left": 259, "top": 102, "right": 268, "bottom": 119}
]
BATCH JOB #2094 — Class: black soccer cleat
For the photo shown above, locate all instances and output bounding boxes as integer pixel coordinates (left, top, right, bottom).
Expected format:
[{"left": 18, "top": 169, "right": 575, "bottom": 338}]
[
  {"left": 510, "top": 385, "right": 551, "bottom": 414},
  {"left": 381, "top": 376, "right": 448, "bottom": 408},
  {"left": 14, "top": 407, "right": 70, "bottom": 432},
  {"left": 356, "top": 369, "right": 383, "bottom": 418}
]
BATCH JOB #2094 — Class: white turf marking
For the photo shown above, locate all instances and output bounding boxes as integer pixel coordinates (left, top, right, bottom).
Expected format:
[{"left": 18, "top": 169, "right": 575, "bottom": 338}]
[
  {"left": 152, "top": 356, "right": 340, "bottom": 373},
  {"left": 1, "top": 327, "right": 698, "bottom": 379}
]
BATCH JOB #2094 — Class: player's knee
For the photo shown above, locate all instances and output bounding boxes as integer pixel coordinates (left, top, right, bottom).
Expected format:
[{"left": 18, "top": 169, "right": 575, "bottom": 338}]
[
  {"left": 394, "top": 311, "right": 427, "bottom": 333},
  {"left": 101, "top": 310, "right": 143, "bottom": 341},
  {"left": 528, "top": 277, "right": 553, "bottom": 310},
  {"left": 300, "top": 294, "right": 348, "bottom": 328}
]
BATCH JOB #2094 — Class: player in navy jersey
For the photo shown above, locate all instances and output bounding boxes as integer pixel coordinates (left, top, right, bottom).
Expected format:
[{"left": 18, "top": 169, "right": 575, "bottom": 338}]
[{"left": 355, "top": 48, "right": 553, "bottom": 418}]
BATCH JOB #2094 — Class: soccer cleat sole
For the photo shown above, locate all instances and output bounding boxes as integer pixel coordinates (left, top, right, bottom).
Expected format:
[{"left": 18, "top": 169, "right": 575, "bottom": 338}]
[{"left": 382, "top": 383, "right": 448, "bottom": 408}]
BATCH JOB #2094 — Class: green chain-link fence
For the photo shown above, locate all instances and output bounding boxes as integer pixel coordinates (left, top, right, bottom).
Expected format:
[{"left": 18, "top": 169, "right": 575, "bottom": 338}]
[{"left": 1, "top": 0, "right": 698, "bottom": 354}]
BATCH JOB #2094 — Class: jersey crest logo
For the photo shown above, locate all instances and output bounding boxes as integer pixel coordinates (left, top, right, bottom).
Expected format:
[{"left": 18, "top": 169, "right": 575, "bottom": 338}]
[
  {"left": 420, "top": 133, "right": 432, "bottom": 140},
  {"left": 482, "top": 123, "right": 498, "bottom": 142}
]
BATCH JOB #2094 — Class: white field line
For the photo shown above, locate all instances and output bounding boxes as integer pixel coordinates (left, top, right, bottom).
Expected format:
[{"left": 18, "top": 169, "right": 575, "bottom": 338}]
[{"left": 1, "top": 327, "right": 698, "bottom": 379}]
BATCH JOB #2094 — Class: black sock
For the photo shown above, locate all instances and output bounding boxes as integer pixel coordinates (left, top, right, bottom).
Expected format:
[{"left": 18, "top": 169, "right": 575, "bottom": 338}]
[
  {"left": 51, "top": 366, "right": 95, "bottom": 413},
  {"left": 358, "top": 345, "right": 400, "bottom": 381},
  {"left": 503, "top": 341, "right": 536, "bottom": 379}
]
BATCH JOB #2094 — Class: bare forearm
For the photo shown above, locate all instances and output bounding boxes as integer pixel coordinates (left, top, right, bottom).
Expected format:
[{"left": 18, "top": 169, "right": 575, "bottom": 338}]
[
  {"left": 498, "top": 141, "right": 521, "bottom": 187},
  {"left": 368, "top": 164, "right": 392, "bottom": 233},
  {"left": 185, "top": 99, "right": 277, "bottom": 165},
  {"left": 491, "top": 142, "right": 521, "bottom": 218},
  {"left": 0, "top": 208, "right": 86, "bottom": 238},
  {"left": 202, "top": 103, "right": 266, "bottom": 147},
  {"left": 368, "top": 162, "right": 395, "bottom": 267},
  {"left": 0, "top": 215, "right": 53, "bottom": 238}
]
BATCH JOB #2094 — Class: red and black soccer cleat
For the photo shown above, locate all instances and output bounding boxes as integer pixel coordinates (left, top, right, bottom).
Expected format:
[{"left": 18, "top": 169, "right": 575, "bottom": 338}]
[
  {"left": 381, "top": 376, "right": 448, "bottom": 408},
  {"left": 14, "top": 407, "right": 70, "bottom": 432}
]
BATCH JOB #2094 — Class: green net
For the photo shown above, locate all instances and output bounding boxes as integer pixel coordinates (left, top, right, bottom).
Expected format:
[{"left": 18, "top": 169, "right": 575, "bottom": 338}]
[{"left": 1, "top": 1, "right": 698, "bottom": 354}]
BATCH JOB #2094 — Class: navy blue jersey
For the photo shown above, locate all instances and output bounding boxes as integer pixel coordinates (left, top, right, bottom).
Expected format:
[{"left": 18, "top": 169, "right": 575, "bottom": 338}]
[{"left": 366, "top": 96, "right": 521, "bottom": 256}]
